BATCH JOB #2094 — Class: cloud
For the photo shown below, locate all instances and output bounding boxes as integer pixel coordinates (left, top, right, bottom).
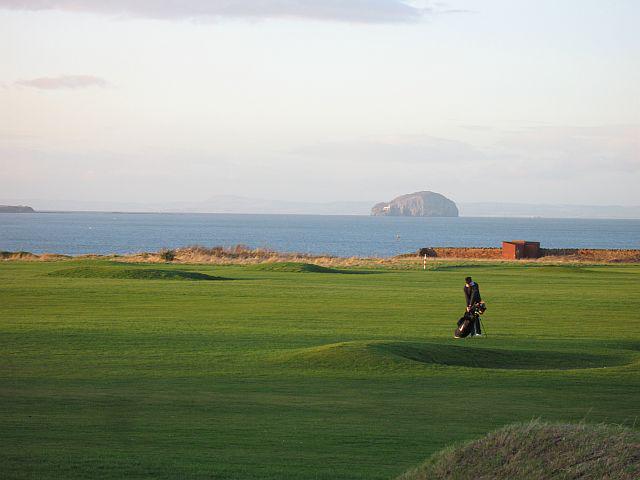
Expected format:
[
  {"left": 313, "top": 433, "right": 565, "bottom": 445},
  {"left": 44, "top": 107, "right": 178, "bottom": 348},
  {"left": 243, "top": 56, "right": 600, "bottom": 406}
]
[
  {"left": 15, "top": 75, "right": 108, "bottom": 90},
  {"left": 0, "top": 0, "right": 431, "bottom": 23},
  {"left": 291, "top": 134, "right": 486, "bottom": 167},
  {"left": 290, "top": 126, "right": 640, "bottom": 191},
  {"left": 494, "top": 125, "right": 640, "bottom": 176},
  {"left": 306, "top": 125, "right": 640, "bottom": 176}
]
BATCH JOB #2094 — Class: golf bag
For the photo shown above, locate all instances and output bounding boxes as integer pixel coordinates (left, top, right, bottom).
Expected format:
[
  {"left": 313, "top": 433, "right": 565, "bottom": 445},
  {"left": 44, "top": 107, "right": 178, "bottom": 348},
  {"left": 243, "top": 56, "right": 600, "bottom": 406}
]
[{"left": 454, "top": 302, "right": 486, "bottom": 338}]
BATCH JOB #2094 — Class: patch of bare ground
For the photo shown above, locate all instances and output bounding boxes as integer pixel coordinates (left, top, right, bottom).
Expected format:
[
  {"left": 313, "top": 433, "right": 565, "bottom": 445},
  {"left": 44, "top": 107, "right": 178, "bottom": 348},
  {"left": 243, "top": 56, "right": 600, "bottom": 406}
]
[
  {"left": 409, "top": 247, "right": 640, "bottom": 263},
  {"left": 413, "top": 247, "right": 503, "bottom": 259},
  {"left": 540, "top": 248, "right": 640, "bottom": 263}
]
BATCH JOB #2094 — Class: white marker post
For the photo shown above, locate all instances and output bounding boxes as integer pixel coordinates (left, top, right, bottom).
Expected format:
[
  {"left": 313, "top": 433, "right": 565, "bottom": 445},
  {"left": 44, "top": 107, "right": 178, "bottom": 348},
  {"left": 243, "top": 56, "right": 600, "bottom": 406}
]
[{"left": 423, "top": 253, "right": 427, "bottom": 270}]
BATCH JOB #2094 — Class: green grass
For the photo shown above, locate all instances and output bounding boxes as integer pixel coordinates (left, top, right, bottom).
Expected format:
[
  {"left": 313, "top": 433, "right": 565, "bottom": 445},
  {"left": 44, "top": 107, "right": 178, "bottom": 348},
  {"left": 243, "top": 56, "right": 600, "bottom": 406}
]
[
  {"left": 250, "top": 261, "right": 371, "bottom": 274},
  {"left": 1, "top": 260, "right": 639, "bottom": 479},
  {"left": 271, "top": 340, "right": 631, "bottom": 371},
  {"left": 48, "top": 265, "right": 226, "bottom": 281}
]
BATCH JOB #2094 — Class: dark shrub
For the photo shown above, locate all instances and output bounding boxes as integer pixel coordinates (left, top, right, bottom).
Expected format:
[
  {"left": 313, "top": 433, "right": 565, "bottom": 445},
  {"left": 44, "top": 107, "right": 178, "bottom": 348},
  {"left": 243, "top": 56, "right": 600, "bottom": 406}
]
[{"left": 158, "top": 249, "right": 176, "bottom": 262}]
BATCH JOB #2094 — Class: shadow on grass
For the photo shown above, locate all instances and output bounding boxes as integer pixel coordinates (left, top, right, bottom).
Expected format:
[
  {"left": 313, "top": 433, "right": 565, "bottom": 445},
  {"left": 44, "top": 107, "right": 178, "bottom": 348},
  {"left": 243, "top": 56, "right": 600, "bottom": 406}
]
[
  {"left": 275, "top": 340, "right": 633, "bottom": 371},
  {"left": 374, "top": 341, "right": 630, "bottom": 370}
]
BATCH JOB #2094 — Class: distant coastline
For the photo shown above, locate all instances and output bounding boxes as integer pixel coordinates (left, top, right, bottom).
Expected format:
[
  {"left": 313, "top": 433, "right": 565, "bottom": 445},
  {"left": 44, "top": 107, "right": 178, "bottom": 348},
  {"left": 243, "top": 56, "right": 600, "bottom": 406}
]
[
  {"left": 13, "top": 210, "right": 640, "bottom": 220},
  {"left": 2, "top": 197, "right": 638, "bottom": 219},
  {"left": 0, "top": 205, "right": 35, "bottom": 213}
]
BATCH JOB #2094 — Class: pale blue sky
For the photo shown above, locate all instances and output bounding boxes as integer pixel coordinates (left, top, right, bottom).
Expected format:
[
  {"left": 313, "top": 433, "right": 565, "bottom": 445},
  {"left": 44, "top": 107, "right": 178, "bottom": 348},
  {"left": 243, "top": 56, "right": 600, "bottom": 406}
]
[{"left": 1, "top": 0, "right": 638, "bottom": 206}]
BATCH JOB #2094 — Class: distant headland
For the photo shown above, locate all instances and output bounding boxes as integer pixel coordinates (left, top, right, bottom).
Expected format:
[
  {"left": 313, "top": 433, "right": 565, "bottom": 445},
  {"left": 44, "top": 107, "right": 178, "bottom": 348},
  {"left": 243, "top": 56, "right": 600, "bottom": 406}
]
[
  {"left": 0, "top": 205, "right": 35, "bottom": 213},
  {"left": 371, "top": 191, "right": 458, "bottom": 217}
]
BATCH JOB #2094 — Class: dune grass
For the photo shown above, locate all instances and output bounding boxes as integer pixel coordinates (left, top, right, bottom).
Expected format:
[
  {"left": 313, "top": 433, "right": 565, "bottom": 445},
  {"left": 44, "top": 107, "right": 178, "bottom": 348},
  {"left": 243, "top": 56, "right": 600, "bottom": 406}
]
[
  {"left": 396, "top": 420, "right": 640, "bottom": 480},
  {"left": 0, "top": 260, "right": 639, "bottom": 479}
]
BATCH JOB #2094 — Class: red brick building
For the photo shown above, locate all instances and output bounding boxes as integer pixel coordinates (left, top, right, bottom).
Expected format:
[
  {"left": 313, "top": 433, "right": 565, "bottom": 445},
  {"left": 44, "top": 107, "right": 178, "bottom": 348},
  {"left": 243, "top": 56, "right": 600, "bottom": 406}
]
[{"left": 502, "top": 241, "right": 541, "bottom": 259}]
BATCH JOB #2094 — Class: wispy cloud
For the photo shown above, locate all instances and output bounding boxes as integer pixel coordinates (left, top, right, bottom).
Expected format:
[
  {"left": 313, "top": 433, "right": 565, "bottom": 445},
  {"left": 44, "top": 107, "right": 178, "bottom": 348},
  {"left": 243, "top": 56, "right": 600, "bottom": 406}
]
[
  {"left": 494, "top": 125, "right": 640, "bottom": 176},
  {"left": 292, "top": 125, "right": 640, "bottom": 180},
  {"left": 0, "top": 0, "right": 434, "bottom": 23},
  {"left": 15, "top": 75, "right": 108, "bottom": 90},
  {"left": 292, "top": 135, "right": 484, "bottom": 166},
  {"left": 284, "top": 126, "right": 640, "bottom": 204}
]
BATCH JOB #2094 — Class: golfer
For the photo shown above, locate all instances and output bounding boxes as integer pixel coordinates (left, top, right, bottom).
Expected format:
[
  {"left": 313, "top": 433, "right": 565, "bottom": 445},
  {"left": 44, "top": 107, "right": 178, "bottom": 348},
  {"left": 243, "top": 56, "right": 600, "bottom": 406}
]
[{"left": 464, "top": 276, "right": 482, "bottom": 336}]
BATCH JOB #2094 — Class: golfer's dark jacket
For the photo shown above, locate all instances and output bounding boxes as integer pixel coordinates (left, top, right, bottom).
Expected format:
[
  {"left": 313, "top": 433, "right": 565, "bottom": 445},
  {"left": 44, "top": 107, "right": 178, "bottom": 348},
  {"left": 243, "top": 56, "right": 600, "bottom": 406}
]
[{"left": 464, "top": 282, "right": 482, "bottom": 307}]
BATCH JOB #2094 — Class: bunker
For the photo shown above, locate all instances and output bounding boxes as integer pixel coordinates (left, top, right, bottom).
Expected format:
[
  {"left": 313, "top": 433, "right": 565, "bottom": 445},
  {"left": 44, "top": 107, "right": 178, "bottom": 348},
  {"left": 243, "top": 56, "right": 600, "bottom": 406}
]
[{"left": 502, "top": 240, "right": 540, "bottom": 260}]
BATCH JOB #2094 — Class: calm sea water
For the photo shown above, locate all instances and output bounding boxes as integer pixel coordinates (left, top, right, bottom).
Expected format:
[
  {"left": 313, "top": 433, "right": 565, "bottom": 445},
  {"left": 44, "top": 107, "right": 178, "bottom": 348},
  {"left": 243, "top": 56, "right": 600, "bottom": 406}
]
[{"left": 1, "top": 213, "right": 639, "bottom": 257}]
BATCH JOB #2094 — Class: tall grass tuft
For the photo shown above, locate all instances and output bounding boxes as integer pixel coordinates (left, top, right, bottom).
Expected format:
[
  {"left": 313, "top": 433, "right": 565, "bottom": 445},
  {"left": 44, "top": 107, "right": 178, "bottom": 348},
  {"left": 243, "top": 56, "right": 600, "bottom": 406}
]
[{"left": 397, "top": 420, "right": 640, "bottom": 480}]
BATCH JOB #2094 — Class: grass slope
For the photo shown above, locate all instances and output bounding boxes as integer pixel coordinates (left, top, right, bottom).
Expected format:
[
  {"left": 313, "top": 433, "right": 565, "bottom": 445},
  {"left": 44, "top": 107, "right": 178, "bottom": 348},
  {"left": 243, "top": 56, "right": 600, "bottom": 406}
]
[
  {"left": 397, "top": 421, "right": 640, "bottom": 480},
  {"left": 275, "top": 340, "right": 630, "bottom": 371},
  {"left": 251, "top": 261, "right": 370, "bottom": 274},
  {"left": 1, "top": 260, "right": 639, "bottom": 479},
  {"left": 49, "top": 265, "right": 226, "bottom": 281}
]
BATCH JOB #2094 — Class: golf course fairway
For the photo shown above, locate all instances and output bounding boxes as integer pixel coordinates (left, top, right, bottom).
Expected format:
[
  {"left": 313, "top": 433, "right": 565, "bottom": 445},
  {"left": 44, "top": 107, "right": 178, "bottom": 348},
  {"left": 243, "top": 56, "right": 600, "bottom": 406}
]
[{"left": 1, "top": 260, "right": 639, "bottom": 479}]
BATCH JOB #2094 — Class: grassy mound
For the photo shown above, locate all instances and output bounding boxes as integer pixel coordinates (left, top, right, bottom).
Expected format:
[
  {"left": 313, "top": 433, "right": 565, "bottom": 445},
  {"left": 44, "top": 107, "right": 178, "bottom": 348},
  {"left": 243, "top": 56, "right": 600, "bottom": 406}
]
[
  {"left": 275, "top": 341, "right": 629, "bottom": 371},
  {"left": 396, "top": 421, "right": 640, "bottom": 480},
  {"left": 251, "top": 262, "right": 366, "bottom": 274},
  {"left": 273, "top": 341, "right": 399, "bottom": 370},
  {"left": 48, "top": 266, "right": 225, "bottom": 281},
  {"left": 375, "top": 342, "right": 628, "bottom": 370}
]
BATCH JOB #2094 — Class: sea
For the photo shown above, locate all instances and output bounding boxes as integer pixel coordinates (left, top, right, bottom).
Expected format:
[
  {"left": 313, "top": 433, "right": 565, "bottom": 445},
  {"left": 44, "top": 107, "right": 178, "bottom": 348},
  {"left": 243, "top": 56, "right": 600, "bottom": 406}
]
[{"left": 1, "top": 212, "right": 639, "bottom": 258}]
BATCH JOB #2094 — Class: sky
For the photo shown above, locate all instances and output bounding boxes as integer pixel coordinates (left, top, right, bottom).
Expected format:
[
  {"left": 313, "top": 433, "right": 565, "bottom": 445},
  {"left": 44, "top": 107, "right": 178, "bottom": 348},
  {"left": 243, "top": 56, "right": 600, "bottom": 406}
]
[{"left": 1, "top": 0, "right": 639, "bottom": 207}]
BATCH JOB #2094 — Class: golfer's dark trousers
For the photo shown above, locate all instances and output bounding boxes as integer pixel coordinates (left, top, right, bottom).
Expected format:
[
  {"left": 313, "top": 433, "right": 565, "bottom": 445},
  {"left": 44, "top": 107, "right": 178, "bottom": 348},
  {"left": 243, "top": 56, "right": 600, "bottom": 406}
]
[{"left": 472, "top": 314, "right": 482, "bottom": 335}]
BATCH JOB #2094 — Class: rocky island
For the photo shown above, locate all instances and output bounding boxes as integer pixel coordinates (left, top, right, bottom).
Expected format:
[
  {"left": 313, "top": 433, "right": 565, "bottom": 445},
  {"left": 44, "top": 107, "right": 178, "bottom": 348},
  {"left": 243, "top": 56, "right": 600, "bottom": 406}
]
[
  {"left": 0, "top": 205, "right": 35, "bottom": 213},
  {"left": 371, "top": 191, "right": 458, "bottom": 217}
]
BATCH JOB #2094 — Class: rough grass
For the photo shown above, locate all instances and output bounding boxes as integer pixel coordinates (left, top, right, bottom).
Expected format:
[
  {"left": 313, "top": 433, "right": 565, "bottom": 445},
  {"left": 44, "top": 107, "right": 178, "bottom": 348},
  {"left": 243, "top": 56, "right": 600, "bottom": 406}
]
[
  {"left": 3, "top": 245, "right": 639, "bottom": 266},
  {"left": 1, "top": 250, "right": 70, "bottom": 261},
  {"left": 396, "top": 421, "right": 640, "bottom": 480},
  {"left": 48, "top": 266, "right": 226, "bottom": 281}
]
